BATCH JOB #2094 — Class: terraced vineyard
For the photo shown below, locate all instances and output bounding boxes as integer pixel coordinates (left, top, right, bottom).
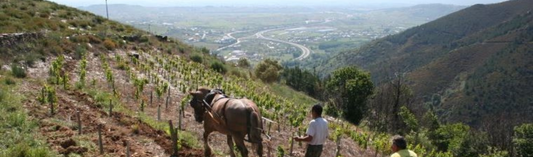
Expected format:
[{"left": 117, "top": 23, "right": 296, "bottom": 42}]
[{"left": 27, "top": 46, "right": 385, "bottom": 156}]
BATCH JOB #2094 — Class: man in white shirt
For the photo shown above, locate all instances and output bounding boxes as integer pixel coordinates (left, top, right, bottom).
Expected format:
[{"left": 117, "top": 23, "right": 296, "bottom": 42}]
[{"left": 293, "top": 104, "right": 329, "bottom": 157}]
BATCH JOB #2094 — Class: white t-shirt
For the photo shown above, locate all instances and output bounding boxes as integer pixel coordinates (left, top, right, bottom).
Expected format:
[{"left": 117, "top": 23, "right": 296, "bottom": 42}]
[{"left": 306, "top": 117, "right": 328, "bottom": 145}]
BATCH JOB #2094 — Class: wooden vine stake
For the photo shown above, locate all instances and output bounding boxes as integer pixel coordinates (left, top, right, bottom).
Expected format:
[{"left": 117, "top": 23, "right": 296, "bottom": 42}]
[
  {"left": 169, "top": 120, "right": 179, "bottom": 157},
  {"left": 157, "top": 104, "right": 161, "bottom": 121},
  {"left": 178, "top": 105, "right": 182, "bottom": 130},
  {"left": 77, "top": 110, "right": 82, "bottom": 135},
  {"left": 126, "top": 141, "right": 131, "bottom": 157},
  {"left": 140, "top": 99, "right": 145, "bottom": 112},
  {"left": 268, "top": 122, "right": 272, "bottom": 135},
  {"left": 335, "top": 134, "right": 341, "bottom": 157},
  {"left": 50, "top": 101, "right": 54, "bottom": 116},
  {"left": 98, "top": 124, "right": 104, "bottom": 154},
  {"left": 289, "top": 131, "right": 295, "bottom": 156},
  {"left": 278, "top": 122, "right": 281, "bottom": 133},
  {"left": 267, "top": 142, "right": 272, "bottom": 157},
  {"left": 109, "top": 99, "right": 113, "bottom": 117},
  {"left": 166, "top": 87, "right": 170, "bottom": 109}
]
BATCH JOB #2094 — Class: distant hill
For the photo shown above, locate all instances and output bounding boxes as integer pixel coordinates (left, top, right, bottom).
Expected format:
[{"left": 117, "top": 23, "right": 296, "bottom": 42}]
[
  {"left": 375, "top": 4, "right": 465, "bottom": 22},
  {"left": 79, "top": 4, "right": 464, "bottom": 25},
  {"left": 78, "top": 4, "right": 319, "bottom": 20},
  {"left": 321, "top": 0, "right": 533, "bottom": 126}
]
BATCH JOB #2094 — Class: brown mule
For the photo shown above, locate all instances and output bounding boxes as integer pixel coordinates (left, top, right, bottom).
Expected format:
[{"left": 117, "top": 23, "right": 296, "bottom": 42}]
[{"left": 189, "top": 87, "right": 263, "bottom": 157}]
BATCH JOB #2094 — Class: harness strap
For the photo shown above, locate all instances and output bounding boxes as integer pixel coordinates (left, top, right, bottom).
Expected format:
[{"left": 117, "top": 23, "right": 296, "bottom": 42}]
[
  {"left": 202, "top": 95, "right": 231, "bottom": 126},
  {"left": 211, "top": 96, "right": 227, "bottom": 105},
  {"left": 221, "top": 99, "right": 230, "bottom": 126}
]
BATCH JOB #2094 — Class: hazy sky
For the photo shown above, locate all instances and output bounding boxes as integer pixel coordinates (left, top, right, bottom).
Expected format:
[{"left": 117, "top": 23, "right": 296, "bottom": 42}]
[{"left": 49, "top": 0, "right": 508, "bottom": 7}]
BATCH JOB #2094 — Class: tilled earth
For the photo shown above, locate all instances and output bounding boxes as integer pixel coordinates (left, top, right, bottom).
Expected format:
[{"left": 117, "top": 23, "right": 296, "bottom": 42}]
[{"left": 20, "top": 54, "right": 203, "bottom": 157}]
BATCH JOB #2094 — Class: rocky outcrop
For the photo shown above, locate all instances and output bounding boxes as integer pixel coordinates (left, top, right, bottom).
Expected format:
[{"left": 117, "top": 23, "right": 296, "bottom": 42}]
[
  {"left": 155, "top": 35, "right": 169, "bottom": 42},
  {"left": 0, "top": 32, "right": 43, "bottom": 48}
]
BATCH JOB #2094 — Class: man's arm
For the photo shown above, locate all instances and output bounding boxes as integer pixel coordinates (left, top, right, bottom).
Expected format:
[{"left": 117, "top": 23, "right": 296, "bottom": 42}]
[
  {"left": 294, "top": 120, "right": 315, "bottom": 142},
  {"left": 293, "top": 135, "right": 313, "bottom": 142}
]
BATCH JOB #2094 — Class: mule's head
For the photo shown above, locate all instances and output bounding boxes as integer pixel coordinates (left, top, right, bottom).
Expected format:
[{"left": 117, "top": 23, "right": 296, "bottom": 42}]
[{"left": 188, "top": 88, "right": 211, "bottom": 123}]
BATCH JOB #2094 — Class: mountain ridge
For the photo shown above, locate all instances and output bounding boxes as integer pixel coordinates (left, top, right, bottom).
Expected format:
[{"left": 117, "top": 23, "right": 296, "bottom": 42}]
[{"left": 322, "top": 0, "right": 533, "bottom": 125}]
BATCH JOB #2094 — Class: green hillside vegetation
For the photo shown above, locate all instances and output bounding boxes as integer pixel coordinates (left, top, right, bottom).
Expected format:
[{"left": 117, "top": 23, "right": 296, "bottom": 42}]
[
  {"left": 323, "top": 0, "right": 533, "bottom": 126},
  {"left": 319, "top": 0, "right": 533, "bottom": 155},
  {"left": 0, "top": 76, "right": 57, "bottom": 156},
  {"left": 1, "top": 0, "right": 189, "bottom": 62}
]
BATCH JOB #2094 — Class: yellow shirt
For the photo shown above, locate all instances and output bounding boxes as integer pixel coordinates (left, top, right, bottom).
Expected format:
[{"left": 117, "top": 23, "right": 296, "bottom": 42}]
[{"left": 391, "top": 150, "right": 418, "bottom": 157}]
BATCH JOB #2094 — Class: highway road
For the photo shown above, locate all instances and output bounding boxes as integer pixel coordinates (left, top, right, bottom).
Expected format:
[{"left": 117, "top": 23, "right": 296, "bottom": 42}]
[
  {"left": 255, "top": 29, "right": 311, "bottom": 60},
  {"left": 217, "top": 28, "right": 312, "bottom": 61}
]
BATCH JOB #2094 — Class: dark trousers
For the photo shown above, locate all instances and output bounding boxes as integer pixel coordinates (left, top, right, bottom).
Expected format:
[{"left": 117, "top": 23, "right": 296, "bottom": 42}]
[{"left": 305, "top": 144, "right": 323, "bottom": 157}]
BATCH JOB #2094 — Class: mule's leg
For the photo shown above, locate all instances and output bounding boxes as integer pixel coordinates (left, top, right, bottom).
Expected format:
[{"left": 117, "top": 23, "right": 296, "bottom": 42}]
[
  {"left": 254, "top": 143, "right": 263, "bottom": 157},
  {"left": 233, "top": 135, "right": 249, "bottom": 157},
  {"left": 203, "top": 131, "right": 213, "bottom": 157},
  {"left": 227, "top": 135, "right": 236, "bottom": 157}
]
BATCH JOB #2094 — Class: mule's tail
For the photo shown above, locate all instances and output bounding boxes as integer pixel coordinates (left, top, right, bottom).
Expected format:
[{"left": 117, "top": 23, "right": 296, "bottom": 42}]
[
  {"left": 248, "top": 110, "right": 263, "bottom": 143},
  {"left": 248, "top": 109, "right": 263, "bottom": 156}
]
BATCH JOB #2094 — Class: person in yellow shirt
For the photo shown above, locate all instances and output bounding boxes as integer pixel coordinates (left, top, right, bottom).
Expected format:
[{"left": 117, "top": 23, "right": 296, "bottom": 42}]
[{"left": 390, "top": 135, "right": 418, "bottom": 157}]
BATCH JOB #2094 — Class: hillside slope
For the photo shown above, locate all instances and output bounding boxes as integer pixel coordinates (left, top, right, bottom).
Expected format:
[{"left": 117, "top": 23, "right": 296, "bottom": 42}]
[
  {"left": 1, "top": 0, "right": 387, "bottom": 157},
  {"left": 322, "top": 0, "right": 533, "bottom": 125}
]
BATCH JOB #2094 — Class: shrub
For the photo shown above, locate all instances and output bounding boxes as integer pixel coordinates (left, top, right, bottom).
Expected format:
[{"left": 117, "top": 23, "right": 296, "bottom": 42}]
[
  {"left": 229, "top": 69, "right": 248, "bottom": 79},
  {"left": 39, "top": 10, "right": 50, "bottom": 18},
  {"left": 178, "top": 46, "right": 186, "bottom": 53},
  {"left": 238, "top": 58, "right": 251, "bottom": 68},
  {"left": 139, "top": 36, "right": 149, "bottom": 43},
  {"left": 254, "top": 59, "right": 283, "bottom": 83},
  {"left": 514, "top": 123, "right": 533, "bottom": 157},
  {"left": 116, "top": 62, "right": 128, "bottom": 70},
  {"left": 201, "top": 47, "right": 210, "bottom": 54},
  {"left": 277, "top": 146, "right": 285, "bottom": 157},
  {"left": 210, "top": 61, "right": 227, "bottom": 74},
  {"left": 11, "top": 64, "right": 27, "bottom": 78},
  {"left": 24, "top": 53, "right": 41, "bottom": 68},
  {"left": 88, "top": 35, "right": 102, "bottom": 44},
  {"left": 50, "top": 45, "right": 63, "bottom": 55},
  {"left": 72, "top": 35, "right": 90, "bottom": 43},
  {"left": 74, "top": 46, "right": 86, "bottom": 59},
  {"left": 75, "top": 81, "right": 84, "bottom": 90},
  {"left": 4, "top": 77, "right": 15, "bottom": 85},
  {"left": 60, "top": 39, "right": 74, "bottom": 53},
  {"left": 325, "top": 66, "right": 374, "bottom": 124},
  {"left": 93, "top": 16, "right": 105, "bottom": 24},
  {"left": 190, "top": 54, "right": 202, "bottom": 63},
  {"left": 103, "top": 39, "right": 116, "bottom": 50},
  {"left": 0, "top": 13, "right": 10, "bottom": 21}
]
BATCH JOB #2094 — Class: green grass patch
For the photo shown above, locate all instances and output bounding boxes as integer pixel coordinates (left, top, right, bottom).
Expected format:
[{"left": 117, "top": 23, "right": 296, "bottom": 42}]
[
  {"left": 0, "top": 84, "right": 58, "bottom": 156},
  {"left": 268, "top": 83, "right": 318, "bottom": 106}
]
